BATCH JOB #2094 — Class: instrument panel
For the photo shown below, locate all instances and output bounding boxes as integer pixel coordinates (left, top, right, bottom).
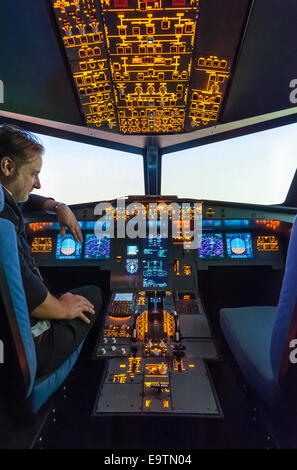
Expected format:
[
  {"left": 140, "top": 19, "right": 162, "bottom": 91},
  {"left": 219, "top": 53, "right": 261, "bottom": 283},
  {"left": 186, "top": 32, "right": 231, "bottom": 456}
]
[
  {"left": 24, "top": 197, "right": 294, "bottom": 417},
  {"left": 27, "top": 198, "right": 287, "bottom": 290}
]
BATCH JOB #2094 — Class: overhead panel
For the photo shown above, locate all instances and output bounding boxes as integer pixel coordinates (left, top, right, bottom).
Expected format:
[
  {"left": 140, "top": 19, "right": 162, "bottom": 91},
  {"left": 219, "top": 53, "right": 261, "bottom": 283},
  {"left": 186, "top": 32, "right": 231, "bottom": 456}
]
[
  {"left": 51, "top": 0, "right": 117, "bottom": 130},
  {"left": 103, "top": 0, "right": 199, "bottom": 135},
  {"left": 50, "top": 0, "right": 249, "bottom": 135}
]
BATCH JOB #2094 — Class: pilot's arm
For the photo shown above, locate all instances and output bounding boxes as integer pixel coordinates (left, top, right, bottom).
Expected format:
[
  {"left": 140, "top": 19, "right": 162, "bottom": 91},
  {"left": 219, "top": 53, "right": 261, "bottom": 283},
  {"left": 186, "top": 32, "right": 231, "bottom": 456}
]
[{"left": 22, "top": 194, "right": 83, "bottom": 242}]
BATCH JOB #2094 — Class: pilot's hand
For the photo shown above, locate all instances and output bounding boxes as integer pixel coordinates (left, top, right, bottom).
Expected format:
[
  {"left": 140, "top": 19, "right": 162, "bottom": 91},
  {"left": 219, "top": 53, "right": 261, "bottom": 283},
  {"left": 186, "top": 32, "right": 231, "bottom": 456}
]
[
  {"left": 59, "top": 292, "right": 95, "bottom": 324},
  {"left": 57, "top": 205, "right": 83, "bottom": 243}
]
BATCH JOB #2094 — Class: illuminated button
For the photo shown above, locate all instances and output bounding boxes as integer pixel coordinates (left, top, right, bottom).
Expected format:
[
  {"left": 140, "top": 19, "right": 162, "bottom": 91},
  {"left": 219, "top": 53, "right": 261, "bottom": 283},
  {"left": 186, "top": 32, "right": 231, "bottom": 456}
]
[
  {"left": 100, "top": 348, "right": 106, "bottom": 355},
  {"left": 120, "top": 348, "right": 126, "bottom": 355},
  {"left": 111, "top": 346, "right": 117, "bottom": 352}
]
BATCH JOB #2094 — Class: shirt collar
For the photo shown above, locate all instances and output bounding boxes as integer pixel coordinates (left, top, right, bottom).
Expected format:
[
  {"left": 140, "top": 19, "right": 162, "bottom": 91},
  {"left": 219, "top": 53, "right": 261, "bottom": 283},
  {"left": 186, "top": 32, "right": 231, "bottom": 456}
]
[{"left": 2, "top": 185, "right": 13, "bottom": 196}]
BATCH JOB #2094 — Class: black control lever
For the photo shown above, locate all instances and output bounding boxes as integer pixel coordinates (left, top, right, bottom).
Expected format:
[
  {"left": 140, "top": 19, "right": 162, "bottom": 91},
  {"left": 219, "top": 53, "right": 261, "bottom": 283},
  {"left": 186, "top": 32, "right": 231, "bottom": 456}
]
[
  {"left": 131, "top": 345, "right": 138, "bottom": 358},
  {"left": 172, "top": 343, "right": 185, "bottom": 361}
]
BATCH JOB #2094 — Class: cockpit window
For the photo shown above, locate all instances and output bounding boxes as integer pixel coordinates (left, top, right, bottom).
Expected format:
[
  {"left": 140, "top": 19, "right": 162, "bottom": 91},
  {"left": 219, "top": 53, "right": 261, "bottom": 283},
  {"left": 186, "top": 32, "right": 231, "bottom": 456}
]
[
  {"left": 35, "top": 133, "right": 144, "bottom": 203},
  {"left": 162, "top": 122, "right": 297, "bottom": 205}
]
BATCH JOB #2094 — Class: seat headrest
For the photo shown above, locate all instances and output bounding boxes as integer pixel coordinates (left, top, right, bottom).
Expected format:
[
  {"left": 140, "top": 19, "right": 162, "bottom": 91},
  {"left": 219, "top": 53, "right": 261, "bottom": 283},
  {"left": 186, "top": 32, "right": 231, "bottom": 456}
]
[{"left": 0, "top": 184, "right": 4, "bottom": 212}]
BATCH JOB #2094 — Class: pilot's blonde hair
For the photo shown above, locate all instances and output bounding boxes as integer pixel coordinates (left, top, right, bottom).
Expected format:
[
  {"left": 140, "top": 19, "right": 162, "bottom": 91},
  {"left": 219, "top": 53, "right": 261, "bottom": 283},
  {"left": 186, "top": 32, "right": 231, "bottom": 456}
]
[{"left": 0, "top": 123, "right": 44, "bottom": 174}]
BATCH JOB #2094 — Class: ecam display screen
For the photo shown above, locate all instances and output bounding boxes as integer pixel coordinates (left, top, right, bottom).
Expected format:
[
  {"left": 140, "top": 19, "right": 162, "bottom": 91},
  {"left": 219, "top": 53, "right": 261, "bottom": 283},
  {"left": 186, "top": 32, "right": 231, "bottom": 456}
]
[
  {"left": 84, "top": 234, "right": 110, "bottom": 259},
  {"left": 226, "top": 233, "right": 253, "bottom": 259},
  {"left": 142, "top": 235, "right": 168, "bottom": 288},
  {"left": 142, "top": 260, "right": 168, "bottom": 288},
  {"left": 143, "top": 234, "right": 168, "bottom": 257},
  {"left": 56, "top": 234, "right": 82, "bottom": 260}
]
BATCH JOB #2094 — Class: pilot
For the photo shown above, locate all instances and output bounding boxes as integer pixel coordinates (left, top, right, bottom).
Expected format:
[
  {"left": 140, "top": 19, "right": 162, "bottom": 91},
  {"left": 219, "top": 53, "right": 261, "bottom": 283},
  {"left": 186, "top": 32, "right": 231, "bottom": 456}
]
[{"left": 0, "top": 123, "right": 102, "bottom": 378}]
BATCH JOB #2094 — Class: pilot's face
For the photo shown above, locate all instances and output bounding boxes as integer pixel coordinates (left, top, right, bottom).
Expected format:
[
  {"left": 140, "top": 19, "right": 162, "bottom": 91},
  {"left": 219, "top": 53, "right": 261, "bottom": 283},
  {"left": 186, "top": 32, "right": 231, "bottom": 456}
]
[{"left": 8, "top": 152, "right": 42, "bottom": 203}]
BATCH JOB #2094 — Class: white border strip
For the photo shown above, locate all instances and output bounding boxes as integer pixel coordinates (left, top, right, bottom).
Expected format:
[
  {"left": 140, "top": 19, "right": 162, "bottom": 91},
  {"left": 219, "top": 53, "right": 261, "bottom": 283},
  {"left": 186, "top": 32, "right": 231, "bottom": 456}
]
[
  {"left": 1, "top": 106, "right": 297, "bottom": 151},
  {"left": 158, "top": 106, "right": 297, "bottom": 148}
]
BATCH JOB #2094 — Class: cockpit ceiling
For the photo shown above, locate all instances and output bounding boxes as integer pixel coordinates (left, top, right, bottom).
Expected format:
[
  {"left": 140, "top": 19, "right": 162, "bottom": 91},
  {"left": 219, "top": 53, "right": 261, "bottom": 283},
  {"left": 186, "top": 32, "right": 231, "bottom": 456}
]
[
  {"left": 50, "top": 0, "right": 250, "bottom": 136},
  {"left": 0, "top": 1, "right": 296, "bottom": 148}
]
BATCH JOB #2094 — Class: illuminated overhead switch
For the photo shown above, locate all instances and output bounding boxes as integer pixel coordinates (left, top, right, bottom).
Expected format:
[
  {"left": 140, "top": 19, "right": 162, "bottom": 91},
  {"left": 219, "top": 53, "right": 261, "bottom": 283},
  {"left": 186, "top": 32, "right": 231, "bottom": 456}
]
[
  {"left": 119, "top": 87, "right": 125, "bottom": 98},
  {"left": 185, "top": 23, "right": 193, "bottom": 33},
  {"left": 91, "top": 23, "right": 99, "bottom": 34},
  {"left": 78, "top": 26, "right": 86, "bottom": 35},
  {"left": 114, "top": 0, "right": 128, "bottom": 7},
  {"left": 147, "top": 25, "right": 154, "bottom": 35}
]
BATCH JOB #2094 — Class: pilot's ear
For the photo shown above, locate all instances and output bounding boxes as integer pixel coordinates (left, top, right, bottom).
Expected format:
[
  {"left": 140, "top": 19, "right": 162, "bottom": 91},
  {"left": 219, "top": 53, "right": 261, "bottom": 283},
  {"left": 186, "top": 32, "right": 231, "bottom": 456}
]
[{"left": 0, "top": 157, "right": 16, "bottom": 177}]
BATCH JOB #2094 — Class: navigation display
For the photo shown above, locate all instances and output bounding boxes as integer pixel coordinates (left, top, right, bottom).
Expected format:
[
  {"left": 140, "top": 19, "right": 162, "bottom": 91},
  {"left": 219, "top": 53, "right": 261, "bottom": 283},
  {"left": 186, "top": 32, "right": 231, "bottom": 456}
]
[
  {"left": 84, "top": 234, "right": 110, "bottom": 260},
  {"left": 142, "top": 260, "right": 168, "bottom": 288},
  {"left": 199, "top": 233, "right": 224, "bottom": 259},
  {"left": 56, "top": 234, "right": 82, "bottom": 260},
  {"left": 226, "top": 233, "right": 253, "bottom": 259}
]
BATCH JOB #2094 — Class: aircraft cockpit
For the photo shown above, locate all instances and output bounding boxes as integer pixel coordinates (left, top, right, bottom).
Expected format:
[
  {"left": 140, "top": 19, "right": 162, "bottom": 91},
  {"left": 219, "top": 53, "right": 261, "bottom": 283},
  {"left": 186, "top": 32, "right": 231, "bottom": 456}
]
[{"left": 0, "top": 0, "right": 297, "bottom": 451}]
